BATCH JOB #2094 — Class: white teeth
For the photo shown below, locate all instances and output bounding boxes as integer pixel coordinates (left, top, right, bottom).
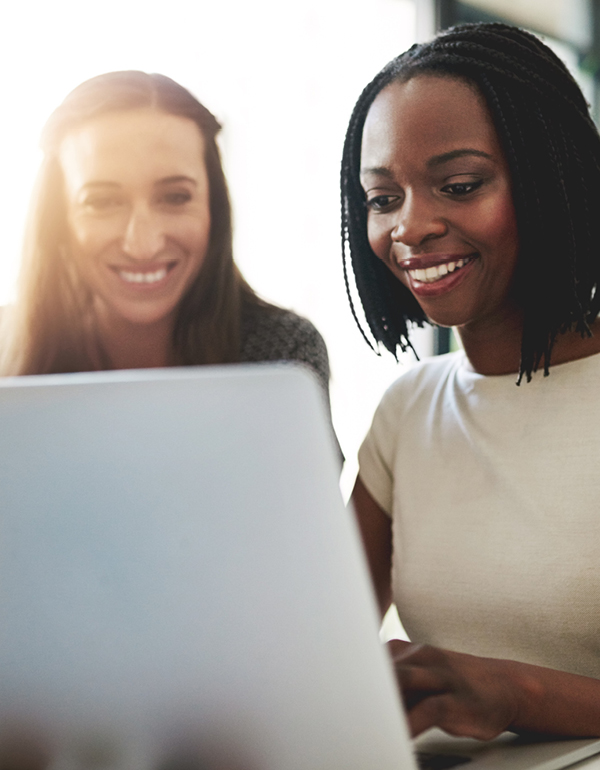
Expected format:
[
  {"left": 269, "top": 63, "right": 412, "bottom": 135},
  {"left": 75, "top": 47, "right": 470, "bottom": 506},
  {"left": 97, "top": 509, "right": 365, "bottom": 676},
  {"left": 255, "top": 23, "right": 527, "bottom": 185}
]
[
  {"left": 408, "top": 258, "right": 470, "bottom": 284},
  {"left": 119, "top": 267, "right": 168, "bottom": 284}
]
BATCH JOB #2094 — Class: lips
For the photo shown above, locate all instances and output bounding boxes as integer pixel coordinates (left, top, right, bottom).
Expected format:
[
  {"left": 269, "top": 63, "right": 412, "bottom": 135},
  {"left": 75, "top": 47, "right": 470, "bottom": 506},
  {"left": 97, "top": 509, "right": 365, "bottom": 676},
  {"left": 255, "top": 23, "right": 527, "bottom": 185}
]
[
  {"left": 396, "top": 253, "right": 478, "bottom": 296},
  {"left": 406, "top": 257, "right": 472, "bottom": 284},
  {"left": 110, "top": 262, "right": 176, "bottom": 287}
]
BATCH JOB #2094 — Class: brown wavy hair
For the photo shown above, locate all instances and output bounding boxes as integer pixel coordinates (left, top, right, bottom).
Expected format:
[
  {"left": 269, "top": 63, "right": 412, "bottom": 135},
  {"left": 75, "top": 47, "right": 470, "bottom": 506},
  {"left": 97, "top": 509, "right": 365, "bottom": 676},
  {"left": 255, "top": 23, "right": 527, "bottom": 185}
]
[{"left": 0, "top": 70, "right": 262, "bottom": 375}]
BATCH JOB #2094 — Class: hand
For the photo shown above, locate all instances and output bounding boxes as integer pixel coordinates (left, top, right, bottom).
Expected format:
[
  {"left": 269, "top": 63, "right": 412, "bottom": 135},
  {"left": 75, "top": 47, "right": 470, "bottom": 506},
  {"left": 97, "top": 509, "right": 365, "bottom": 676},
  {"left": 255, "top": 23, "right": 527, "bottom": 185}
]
[{"left": 387, "top": 640, "right": 522, "bottom": 740}]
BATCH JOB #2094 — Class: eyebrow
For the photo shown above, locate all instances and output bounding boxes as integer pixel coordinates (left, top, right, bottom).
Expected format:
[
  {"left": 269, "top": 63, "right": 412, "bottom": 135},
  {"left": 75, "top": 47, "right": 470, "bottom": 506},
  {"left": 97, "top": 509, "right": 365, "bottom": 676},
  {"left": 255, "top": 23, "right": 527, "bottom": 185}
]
[
  {"left": 426, "top": 148, "right": 493, "bottom": 168},
  {"left": 79, "top": 181, "right": 120, "bottom": 190},
  {"left": 360, "top": 166, "right": 394, "bottom": 179},
  {"left": 79, "top": 176, "right": 198, "bottom": 191},
  {"left": 155, "top": 175, "right": 198, "bottom": 186},
  {"left": 361, "top": 149, "right": 494, "bottom": 178}
]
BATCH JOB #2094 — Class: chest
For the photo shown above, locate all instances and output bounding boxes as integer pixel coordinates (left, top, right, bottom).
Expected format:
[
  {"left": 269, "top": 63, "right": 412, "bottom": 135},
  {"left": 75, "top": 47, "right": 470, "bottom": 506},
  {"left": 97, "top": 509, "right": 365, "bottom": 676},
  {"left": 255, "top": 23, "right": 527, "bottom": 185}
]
[{"left": 388, "top": 379, "right": 600, "bottom": 675}]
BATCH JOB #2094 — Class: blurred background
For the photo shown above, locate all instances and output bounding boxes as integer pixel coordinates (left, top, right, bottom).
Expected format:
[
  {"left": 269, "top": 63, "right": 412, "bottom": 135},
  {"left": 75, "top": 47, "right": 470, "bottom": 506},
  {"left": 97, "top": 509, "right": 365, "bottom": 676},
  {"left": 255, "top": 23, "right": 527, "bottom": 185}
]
[{"left": 0, "top": 0, "right": 598, "bottom": 494}]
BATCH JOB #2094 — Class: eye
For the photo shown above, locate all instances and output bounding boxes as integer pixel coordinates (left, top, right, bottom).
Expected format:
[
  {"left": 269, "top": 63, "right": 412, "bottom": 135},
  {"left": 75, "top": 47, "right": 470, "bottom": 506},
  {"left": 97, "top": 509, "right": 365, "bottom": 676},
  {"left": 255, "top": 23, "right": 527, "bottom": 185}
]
[
  {"left": 365, "top": 194, "right": 401, "bottom": 212},
  {"left": 440, "top": 180, "right": 483, "bottom": 196},
  {"left": 160, "top": 190, "right": 193, "bottom": 206},
  {"left": 81, "top": 195, "right": 123, "bottom": 212}
]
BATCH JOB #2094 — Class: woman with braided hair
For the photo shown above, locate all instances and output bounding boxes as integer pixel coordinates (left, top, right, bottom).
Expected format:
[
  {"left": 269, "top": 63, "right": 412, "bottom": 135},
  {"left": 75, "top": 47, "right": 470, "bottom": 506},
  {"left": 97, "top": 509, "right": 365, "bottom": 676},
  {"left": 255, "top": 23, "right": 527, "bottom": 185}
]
[
  {"left": 343, "top": 23, "right": 600, "bottom": 738},
  {"left": 0, "top": 71, "right": 332, "bottom": 404}
]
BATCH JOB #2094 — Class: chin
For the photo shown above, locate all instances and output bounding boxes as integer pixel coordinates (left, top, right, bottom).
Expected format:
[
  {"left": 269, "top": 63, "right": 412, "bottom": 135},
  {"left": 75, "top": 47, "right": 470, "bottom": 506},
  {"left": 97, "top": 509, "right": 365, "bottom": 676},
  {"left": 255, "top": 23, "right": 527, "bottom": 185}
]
[
  {"left": 104, "top": 302, "right": 179, "bottom": 328},
  {"left": 422, "top": 309, "right": 468, "bottom": 329}
]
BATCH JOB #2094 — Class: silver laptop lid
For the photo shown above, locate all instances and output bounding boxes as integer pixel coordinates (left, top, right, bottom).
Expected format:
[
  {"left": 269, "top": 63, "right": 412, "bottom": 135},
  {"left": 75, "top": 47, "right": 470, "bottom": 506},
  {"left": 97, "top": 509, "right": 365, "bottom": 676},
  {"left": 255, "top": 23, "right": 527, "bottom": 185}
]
[{"left": 0, "top": 364, "right": 413, "bottom": 770}]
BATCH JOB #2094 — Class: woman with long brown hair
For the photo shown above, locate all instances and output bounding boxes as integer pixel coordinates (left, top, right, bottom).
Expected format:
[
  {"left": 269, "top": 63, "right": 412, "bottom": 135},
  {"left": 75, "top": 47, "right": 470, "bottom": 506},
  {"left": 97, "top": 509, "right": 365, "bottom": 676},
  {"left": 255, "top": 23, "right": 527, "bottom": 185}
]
[{"left": 0, "top": 71, "right": 331, "bottom": 402}]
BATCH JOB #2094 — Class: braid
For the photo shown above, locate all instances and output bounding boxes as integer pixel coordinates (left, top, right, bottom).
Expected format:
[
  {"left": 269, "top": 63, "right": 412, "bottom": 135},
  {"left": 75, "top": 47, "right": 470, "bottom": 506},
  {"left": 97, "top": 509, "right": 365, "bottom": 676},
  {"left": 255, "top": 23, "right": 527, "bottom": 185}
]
[
  {"left": 341, "top": 53, "right": 427, "bottom": 357},
  {"left": 341, "top": 22, "right": 600, "bottom": 382}
]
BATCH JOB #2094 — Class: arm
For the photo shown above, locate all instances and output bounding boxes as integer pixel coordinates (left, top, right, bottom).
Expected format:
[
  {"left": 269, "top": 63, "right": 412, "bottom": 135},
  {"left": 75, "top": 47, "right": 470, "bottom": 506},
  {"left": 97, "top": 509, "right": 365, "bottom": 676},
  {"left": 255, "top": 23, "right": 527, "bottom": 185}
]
[
  {"left": 388, "top": 641, "right": 600, "bottom": 739},
  {"left": 351, "top": 476, "right": 393, "bottom": 619},
  {"left": 352, "top": 481, "right": 600, "bottom": 741}
]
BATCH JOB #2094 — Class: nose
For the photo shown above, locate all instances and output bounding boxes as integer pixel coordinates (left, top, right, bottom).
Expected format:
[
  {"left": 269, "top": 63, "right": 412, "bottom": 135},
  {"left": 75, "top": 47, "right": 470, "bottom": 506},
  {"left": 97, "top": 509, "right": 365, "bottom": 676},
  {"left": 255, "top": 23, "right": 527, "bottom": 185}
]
[
  {"left": 391, "top": 192, "right": 447, "bottom": 247},
  {"left": 121, "top": 204, "right": 166, "bottom": 260}
]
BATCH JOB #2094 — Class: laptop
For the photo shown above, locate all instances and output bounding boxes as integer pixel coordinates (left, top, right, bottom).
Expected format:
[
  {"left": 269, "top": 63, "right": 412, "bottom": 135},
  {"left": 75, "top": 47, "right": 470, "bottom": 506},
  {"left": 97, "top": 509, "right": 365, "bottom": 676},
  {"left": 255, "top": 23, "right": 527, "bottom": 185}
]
[{"left": 0, "top": 363, "right": 598, "bottom": 770}]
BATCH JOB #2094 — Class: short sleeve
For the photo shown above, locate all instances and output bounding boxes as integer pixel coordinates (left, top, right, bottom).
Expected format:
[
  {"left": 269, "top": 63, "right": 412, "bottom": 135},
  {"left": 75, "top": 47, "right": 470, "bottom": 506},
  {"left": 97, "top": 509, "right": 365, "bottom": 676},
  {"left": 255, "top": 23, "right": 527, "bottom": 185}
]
[{"left": 357, "top": 385, "right": 402, "bottom": 517}]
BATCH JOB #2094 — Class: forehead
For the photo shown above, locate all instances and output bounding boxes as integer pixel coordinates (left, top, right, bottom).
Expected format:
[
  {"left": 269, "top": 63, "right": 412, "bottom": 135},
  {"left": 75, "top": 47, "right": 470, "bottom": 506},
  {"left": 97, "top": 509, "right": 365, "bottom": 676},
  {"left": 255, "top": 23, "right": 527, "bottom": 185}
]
[
  {"left": 59, "top": 109, "right": 207, "bottom": 189},
  {"left": 361, "top": 75, "right": 504, "bottom": 171}
]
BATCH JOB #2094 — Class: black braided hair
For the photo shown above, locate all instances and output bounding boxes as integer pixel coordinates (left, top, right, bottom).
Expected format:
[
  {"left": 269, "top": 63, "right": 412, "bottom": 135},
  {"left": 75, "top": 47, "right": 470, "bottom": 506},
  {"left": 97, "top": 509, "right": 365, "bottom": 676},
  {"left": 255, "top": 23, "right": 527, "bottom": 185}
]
[{"left": 341, "top": 22, "right": 600, "bottom": 382}]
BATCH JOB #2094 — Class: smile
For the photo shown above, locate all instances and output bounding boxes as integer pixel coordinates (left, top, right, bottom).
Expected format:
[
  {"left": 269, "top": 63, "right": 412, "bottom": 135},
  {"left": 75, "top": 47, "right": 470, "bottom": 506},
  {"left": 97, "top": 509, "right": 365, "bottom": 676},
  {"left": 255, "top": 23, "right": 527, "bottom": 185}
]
[
  {"left": 112, "top": 264, "right": 176, "bottom": 285},
  {"left": 407, "top": 257, "right": 472, "bottom": 284}
]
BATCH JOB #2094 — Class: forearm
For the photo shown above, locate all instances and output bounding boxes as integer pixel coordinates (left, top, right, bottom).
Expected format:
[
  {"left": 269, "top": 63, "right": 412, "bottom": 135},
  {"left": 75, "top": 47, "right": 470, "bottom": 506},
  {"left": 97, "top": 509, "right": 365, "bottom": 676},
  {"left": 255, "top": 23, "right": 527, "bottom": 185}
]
[
  {"left": 390, "top": 642, "right": 600, "bottom": 739},
  {"left": 507, "top": 659, "right": 600, "bottom": 737}
]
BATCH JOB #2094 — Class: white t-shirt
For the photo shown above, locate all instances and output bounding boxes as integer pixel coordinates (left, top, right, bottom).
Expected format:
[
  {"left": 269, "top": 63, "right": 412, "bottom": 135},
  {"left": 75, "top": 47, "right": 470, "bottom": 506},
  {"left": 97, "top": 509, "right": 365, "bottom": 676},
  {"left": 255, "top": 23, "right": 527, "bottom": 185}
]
[{"left": 358, "top": 350, "right": 600, "bottom": 679}]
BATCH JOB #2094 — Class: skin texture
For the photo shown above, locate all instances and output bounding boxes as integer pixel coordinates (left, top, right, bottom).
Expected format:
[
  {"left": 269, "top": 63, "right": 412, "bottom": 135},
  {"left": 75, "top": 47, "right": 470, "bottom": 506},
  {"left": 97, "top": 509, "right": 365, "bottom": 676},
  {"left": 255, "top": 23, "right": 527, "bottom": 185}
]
[
  {"left": 360, "top": 76, "right": 600, "bottom": 375},
  {"left": 352, "top": 76, "right": 600, "bottom": 739},
  {"left": 60, "top": 109, "right": 211, "bottom": 369}
]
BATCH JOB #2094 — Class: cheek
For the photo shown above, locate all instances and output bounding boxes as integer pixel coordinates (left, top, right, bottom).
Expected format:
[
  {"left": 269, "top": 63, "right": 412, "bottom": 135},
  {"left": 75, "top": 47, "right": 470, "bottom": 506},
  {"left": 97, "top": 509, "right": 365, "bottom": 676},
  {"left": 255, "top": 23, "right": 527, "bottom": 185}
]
[
  {"left": 181, "top": 212, "right": 211, "bottom": 259},
  {"left": 68, "top": 217, "right": 122, "bottom": 259},
  {"left": 366, "top": 216, "right": 390, "bottom": 262},
  {"left": 480, "top": 195, "right": 520, "bottom": 261},
  {"left": 366, "top": 216, "right": 409, "bottom": 287}
]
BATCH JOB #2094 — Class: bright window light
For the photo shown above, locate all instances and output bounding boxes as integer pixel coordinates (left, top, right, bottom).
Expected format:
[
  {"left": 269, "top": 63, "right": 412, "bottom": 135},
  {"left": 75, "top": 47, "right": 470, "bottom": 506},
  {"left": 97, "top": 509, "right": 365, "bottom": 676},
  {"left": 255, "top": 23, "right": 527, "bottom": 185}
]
[{"left": 0, "top": 0, "right": 419, "bottom": 485}]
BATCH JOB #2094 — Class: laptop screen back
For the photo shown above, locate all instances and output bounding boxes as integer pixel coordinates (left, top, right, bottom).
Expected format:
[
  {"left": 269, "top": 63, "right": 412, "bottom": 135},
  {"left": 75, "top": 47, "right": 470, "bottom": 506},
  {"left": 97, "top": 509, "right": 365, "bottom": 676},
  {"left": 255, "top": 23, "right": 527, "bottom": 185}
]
[{"left": 0, "top": 365, "right": 412, "bottom": 770}]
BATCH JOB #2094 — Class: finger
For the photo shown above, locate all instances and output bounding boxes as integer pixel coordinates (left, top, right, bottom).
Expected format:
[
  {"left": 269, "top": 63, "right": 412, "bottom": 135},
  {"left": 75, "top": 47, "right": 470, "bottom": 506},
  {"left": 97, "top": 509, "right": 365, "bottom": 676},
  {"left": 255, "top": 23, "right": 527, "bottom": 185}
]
[
  {"left": 392, "top": 645, "right": 459, "bottom": 696},
  {"left": 407, "top": 694, "right": 504, "bottom": 741},
  {"left": 395, "top": 661, "right": 450, "bottom": 694},
  {"left": 406, "top": 693, "right": 458, "bottom": 738}
]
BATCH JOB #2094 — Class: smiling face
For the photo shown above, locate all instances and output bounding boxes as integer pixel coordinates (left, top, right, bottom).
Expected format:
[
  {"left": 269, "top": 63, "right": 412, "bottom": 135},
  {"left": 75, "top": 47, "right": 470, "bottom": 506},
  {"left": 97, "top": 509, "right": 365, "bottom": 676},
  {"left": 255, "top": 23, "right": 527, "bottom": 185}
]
[
  {"left": 360, "top": 75, "right": 520, "bottom": 332},
  {"left": 60, "top": 109, "right": 211, "bottom": 331}
]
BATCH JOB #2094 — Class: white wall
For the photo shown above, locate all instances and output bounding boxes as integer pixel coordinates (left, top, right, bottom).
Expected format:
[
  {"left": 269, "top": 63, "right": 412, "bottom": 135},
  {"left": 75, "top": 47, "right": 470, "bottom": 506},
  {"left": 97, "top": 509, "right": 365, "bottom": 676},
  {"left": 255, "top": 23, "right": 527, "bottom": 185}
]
[{"left": 0, "top": 0, "right": 420, "bottom": 487}]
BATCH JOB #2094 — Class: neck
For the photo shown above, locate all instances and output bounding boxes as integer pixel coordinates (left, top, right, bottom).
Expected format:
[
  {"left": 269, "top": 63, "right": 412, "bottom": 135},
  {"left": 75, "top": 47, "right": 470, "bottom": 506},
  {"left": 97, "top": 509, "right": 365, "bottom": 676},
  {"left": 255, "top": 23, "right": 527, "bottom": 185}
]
[
  {"left": 94, "top": 307, "right": 176, "bottom": 371},
  {"left": 457, "top": 312, "right": 600, "bottom": 376},
  {"left": 548, "top": 319, "right": 600, "bottom": 366},
  {"left": 456, "top": 305, "right": 523, "bottom": 375}
]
